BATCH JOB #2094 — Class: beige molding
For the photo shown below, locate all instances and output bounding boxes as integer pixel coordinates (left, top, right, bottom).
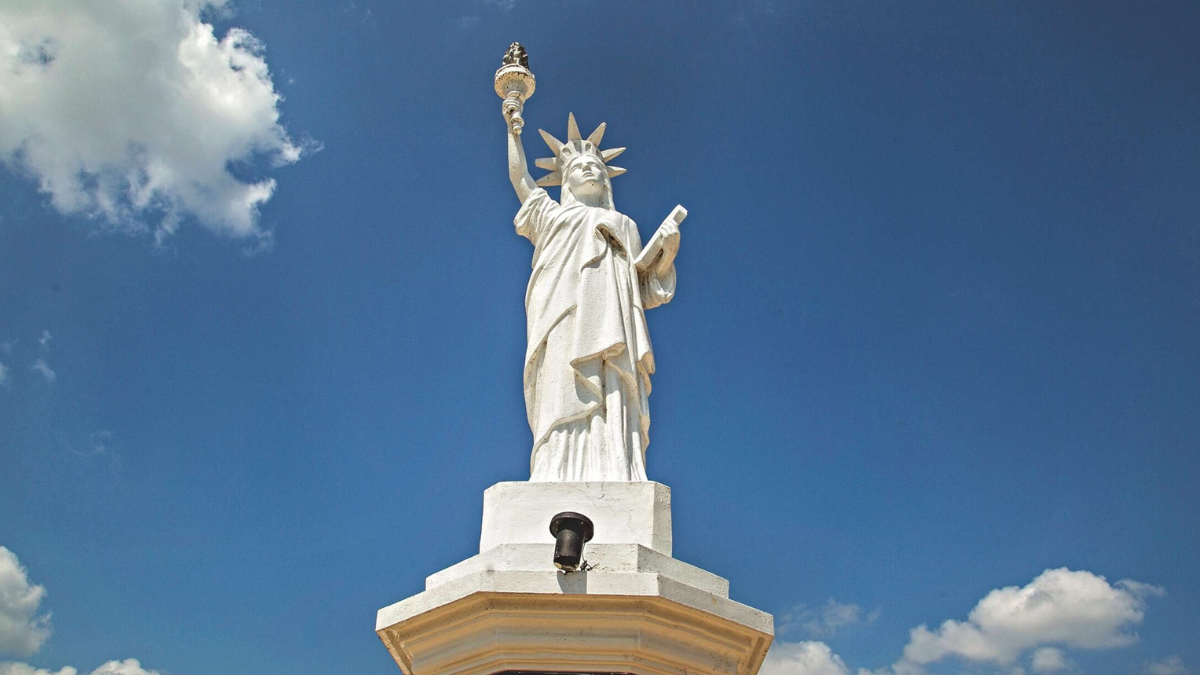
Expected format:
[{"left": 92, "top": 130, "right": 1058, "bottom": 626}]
[{"left": 378, "top": 586, "right": 772, "bottom": 675}]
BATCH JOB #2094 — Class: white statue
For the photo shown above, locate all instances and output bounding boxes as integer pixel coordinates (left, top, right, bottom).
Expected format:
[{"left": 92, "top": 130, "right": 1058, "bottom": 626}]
[{"left": 497, "top": 44, "right": 684, "bottom": 482}]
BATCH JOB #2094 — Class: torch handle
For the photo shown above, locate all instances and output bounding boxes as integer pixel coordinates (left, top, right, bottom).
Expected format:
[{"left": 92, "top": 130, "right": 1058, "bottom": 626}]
[{"left": 504, "top": 92, "right": 525, "bottom": 135}]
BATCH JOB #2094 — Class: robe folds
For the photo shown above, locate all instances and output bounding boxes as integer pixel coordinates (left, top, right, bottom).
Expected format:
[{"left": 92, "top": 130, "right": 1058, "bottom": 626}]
[{"left": 515, "top": 188, "right": 675, "bottom": 481}]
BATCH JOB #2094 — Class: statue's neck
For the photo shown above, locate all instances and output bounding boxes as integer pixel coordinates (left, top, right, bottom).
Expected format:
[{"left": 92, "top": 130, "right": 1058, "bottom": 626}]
[{"left": 564, "top": 190, "right": 604, "bottom": 209}]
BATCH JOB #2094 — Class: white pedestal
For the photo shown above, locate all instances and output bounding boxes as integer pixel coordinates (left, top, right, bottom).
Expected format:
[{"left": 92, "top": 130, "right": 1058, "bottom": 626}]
[
  {"left": 376, "top": 481, "right": 774, "bottom": 675},
  {"left": 479, "top": 481, "right": 673, "bottom": 555}
]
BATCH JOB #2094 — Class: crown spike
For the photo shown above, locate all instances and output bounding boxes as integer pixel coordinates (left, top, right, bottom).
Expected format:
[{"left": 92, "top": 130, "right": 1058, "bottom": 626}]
[
  {"left": 567, "top": 113, "right": 582, "bottom": 142},
  {"left": 536, "top": 172, "right": 562, "bottom": 187},
  {"left": 538, "top": 129, "right": 564, "bottom": 156},
  {"left": 534, "top": 157, "right": 558, "bottom": 171},
  {"left": 601, "top": 147, "right": 626, "bottom": 162},
  {"left": 587, "top": 122, "right": 606, "bottom": 146},
  {"left": 606, "top": 166, "right": 627, "bottom": 178}
]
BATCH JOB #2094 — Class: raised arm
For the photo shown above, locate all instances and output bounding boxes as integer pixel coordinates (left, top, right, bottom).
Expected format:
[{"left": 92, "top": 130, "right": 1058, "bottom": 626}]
[{"left": 506, "top": 102, "right": 538, "bottom": 203}]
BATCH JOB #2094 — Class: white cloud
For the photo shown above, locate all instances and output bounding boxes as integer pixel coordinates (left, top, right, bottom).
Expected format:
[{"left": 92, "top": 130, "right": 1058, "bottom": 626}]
[
  {"left": 0, "top": 664, "right": 76, "bottom": 675},
  {"left": 897, "top": 568, "right": 1162, "bottom": 670},
  {"left": 29, "top": 360, "right": 54, "bottom": 384},
  {"left": 36, "top": 333, "right": 49, "bottom": 351},
  {"left": 85, "top": 661, "right": 159, "bottom": 675},
  {"left": 0, "top": 551, "right": 161, "bottom": 675},
  {"left": 1147, "top": 656, "right": 1187, "bottom": 675},
  {"left": 0, "top": 662, "right": 157, "bottom": 675},
  {"left": 0, "top": 363, "right": 8, "bottom": 387},
  {"left": 0, "top": 0, "right": 308, "bottom": 244},
  {"left": 0, "top": 547, "right": 52, "bottom": 657},
  {"left": 761, "top": 641, "right": 851, "bottom": 675},
  {"left": 0, "top": 342, "right": 12, "bottom": 355},
  {"left": 1029, "top": 647, "right": 1069, "bottom": 673},
  {"left": 780, "top": 599, "right": 878, "bottom": 639}
]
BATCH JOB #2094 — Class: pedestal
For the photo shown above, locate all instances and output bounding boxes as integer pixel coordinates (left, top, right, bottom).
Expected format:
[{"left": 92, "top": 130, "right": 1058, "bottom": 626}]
[
  {"left": 479, "top": 481, "right": 673, "bottom": 555},
  {"left": 376, "top": 481, "right": 774, "bottom": 675}
]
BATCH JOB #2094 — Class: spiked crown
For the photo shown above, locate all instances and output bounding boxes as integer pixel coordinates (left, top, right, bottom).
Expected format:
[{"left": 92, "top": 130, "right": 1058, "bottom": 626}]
[{"left": 534, "top": 112, "right": 627, "bottom": 187}]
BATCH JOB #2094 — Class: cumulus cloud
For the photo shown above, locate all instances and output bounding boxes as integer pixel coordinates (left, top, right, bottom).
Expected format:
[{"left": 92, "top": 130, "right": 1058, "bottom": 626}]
[
  {"left": 0, "top": 0, "right": 308, "bottom": 244},
  {"left": 0, "top": 549, "right": 162, "bottom": 675},
  {"left": 761, "top": 641, "right": 851, "bottom": 675},
  {"left": 778, "top": 569, "right": 1167, "bottom": 675},
  {"left": 897, "top": 568, "right": 1162, "bottom": 670},
  {"left": 0, "top": 662, "right": 158, "bottom": 675},
  {"left": 1147, "top": 656, "right": 1187, "bottom": 675},
  {"left": 780, "top": 599, "right": 878, "bottom": 639},
  {"left": 0, "top": 664, "right": 76, "bottom": 675},
  {"left": 0, "top": 547, "right": 51, "bottom": 657}
]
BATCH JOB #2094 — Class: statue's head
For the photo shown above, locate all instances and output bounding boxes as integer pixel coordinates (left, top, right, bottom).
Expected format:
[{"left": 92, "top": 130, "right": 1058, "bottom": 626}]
[
  {"left": 534, "top": 113, "right": 627, "bottom": 210},
  {"left": 563, "top": 153, "right": 608, "bottom": 204}
]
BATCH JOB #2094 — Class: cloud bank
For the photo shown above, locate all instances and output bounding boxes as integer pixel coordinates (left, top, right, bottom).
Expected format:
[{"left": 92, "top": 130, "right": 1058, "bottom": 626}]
[
  {"left": 0, "top": 660, "right": 159, "bottom": 675},
  {"left": 0, "top": 547, "right": 51, "bottom": 657},
  {"left": 0, "top": 0, "right": 307, "bottom": 244},
  {"left": 899, "top": 568, "right": 1161, "bottom": 669},
  {"left": 763, "top": 568, "right": 1164, "bottom": 675},
  {"left": 0, "top": 547, "right": 163, "bottom": 675}
]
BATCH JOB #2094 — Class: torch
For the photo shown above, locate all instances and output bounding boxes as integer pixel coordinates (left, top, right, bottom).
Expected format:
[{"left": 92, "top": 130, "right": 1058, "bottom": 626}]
[{"left": 494, "top": 43, "right": 536, "bottom": 135}]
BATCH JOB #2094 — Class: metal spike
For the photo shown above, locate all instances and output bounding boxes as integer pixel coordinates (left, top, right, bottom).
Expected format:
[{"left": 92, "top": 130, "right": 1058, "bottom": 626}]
[
  {"left": 534, "top": 158, "right": 558, "bottom": 171},
  {"left": 536, "top": 172, "right": 562, "bottom": 187},
  {"left": 538, "top": 129, "right": 564, "bottom": 156},
  {"left": 606, "top": 166, "right": 627, "bottom": 178},
  {"left": 601, "top": 147, "right": 626, "bottom": 162},
  {"left": 587, "top": 122, "right": 606, "bottom": 146},
  {"left": 567, "top": 113, "right": 582, "bottom": 142}
]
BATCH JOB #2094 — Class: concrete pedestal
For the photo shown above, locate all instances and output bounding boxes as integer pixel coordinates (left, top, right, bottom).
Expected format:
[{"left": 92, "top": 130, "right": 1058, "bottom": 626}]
[
  {"left": 376, "top": 481, "right": 774, "bottom": 675},
  {"left": 480, "top": 481, "right": 673, "bottom": 555}
]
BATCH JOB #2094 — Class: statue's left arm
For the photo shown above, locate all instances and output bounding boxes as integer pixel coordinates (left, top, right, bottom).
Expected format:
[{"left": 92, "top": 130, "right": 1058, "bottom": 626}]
[
  {"left": 640, "top": 264, "right": 676, "bottom": 310},
  {"left": 651, "top": 219, "right": 681, "bottom": 276},
  {"left": 636, "top": 212, "right": 682, "bottom": 310}
]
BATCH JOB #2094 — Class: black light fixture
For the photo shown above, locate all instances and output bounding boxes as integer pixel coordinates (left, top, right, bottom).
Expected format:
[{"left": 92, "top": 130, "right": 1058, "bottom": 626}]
[{"left": 549, "top": 511, "right": 594, "bottom": 571}]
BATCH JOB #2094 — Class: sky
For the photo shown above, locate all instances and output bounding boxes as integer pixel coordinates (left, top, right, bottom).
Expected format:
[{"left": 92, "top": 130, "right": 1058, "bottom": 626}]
[{"left": 1, "top": 1, "right": 1198, "bottom": 675}]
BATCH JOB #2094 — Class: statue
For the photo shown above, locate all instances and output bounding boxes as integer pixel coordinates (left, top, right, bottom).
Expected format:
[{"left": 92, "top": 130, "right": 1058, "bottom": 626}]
[{"left": 496, "top": 44, "right": 685, "bottom": 482}]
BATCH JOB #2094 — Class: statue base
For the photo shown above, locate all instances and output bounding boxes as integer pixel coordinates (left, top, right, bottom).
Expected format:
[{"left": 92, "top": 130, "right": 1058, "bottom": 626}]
[
  {"left": 376, "top": 481, "right": 774, "bottom": 675},
  {"left": 479, "top": 480, "right": 673, "bottom": 555}
]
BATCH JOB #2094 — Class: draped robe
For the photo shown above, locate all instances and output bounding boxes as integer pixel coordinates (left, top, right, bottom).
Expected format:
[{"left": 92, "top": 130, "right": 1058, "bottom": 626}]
[{"left": 515, "top": 188, "right": 675, "bottom": 481}]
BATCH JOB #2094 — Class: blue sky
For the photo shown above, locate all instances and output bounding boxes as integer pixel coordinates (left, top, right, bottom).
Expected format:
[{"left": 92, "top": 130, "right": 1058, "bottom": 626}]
[{"left": 1, "top": 2, "right": 1198, "bottom": 675}]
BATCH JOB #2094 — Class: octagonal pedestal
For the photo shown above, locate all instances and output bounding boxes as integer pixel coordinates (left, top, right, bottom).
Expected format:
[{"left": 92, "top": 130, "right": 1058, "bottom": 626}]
[{"left": 376, "top": 483, "right": 774, "bottom": 675}]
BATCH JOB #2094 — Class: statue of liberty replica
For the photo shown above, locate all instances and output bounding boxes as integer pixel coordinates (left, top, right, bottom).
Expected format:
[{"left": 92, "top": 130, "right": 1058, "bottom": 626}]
[
  {"left": 375, "top": 45, "right": 771, "bottom": 675},
  {"left": 498, "top": 43, "right": 686, "bottom": 482}
]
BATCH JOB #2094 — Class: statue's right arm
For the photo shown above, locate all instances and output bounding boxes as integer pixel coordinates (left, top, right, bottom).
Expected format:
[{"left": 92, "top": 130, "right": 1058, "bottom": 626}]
[{"left": 507, "top": 108, "right": 538, "bottom": 203}]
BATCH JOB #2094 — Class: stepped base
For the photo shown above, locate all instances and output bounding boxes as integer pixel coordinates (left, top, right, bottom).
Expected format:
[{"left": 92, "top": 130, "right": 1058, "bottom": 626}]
[{"left": 376, "top": 482, "right": 773, "bottom": 675}]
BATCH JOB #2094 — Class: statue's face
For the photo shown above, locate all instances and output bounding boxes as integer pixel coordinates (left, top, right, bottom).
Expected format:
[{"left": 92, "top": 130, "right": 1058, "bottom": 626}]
[{"left": 564, "top": 155, "right": 606, "bottom": 202}]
